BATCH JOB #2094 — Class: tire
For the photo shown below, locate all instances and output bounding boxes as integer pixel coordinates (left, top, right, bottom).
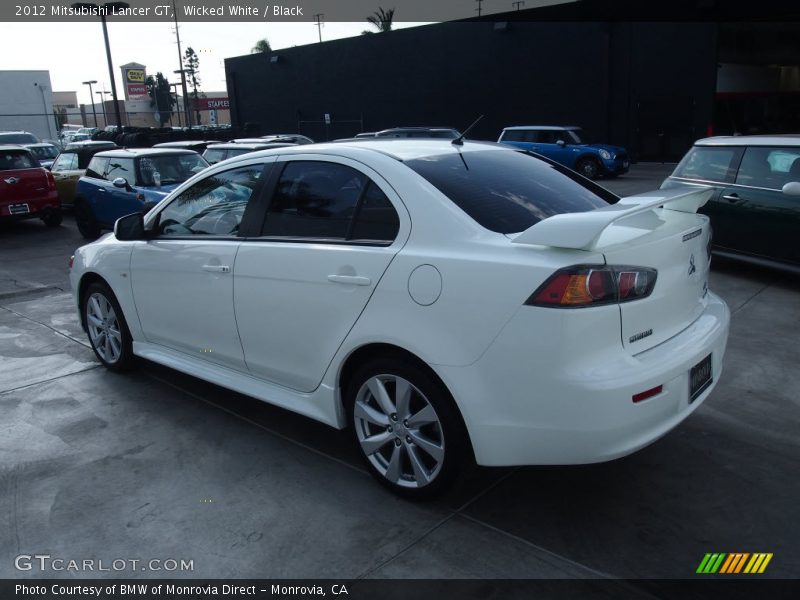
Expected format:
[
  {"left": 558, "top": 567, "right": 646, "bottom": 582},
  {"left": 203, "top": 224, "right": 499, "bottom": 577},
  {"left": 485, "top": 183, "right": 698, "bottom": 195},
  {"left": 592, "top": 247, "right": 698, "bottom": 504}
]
[
  {"left": 42, "top": 209, "right": 63, "bottom": 227},
  {"left": 74, "top": 200, "right": 101, "bottom": 239},
  {"left": 82, "top": 282, "right": 135, "bottom": 372},
  {"left": 346, "top": 358, "right": 468, "bottom": 499},
  {"left": 576, "top": 157, "right": 602, "bottom": 180}
]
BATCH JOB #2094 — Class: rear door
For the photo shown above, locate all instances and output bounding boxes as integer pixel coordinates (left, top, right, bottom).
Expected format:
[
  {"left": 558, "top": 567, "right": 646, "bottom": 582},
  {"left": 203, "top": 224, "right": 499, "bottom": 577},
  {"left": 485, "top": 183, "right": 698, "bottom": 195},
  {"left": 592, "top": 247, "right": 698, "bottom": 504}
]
[
  {"left": 0, "top": 149, "right": 49, "bottom": 216},
  {"left": 233, "top": 155, "right": 409, "bottom": 392}
]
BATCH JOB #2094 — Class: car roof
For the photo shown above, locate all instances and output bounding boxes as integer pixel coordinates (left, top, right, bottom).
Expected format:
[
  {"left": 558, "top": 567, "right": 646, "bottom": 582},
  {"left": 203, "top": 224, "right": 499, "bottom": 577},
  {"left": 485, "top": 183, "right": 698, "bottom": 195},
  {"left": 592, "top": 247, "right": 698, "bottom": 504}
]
[
  {"left": 0, "top": 144, "right": 32, "bottom": 152},
  {"left": 67, "top": 140, "right": 117, "bottom": 147},
  {"left": 502, "top": 125, "right": 581, "bottom": 131},
  {"left": 206, "top": 142, "right": 288, "bottom": 150},
  {"left": 216, "top": 139, "right": 511, "bottom": 164},
  {"left": 95, "top": 148, "right": 198, "bottom": 157},
  {"left": 22, "top": 142, "right": 57, "bottom": 148},
  {"left": 694, "top": 134, "right": 800, "bottom": 147},
  {"left": 153, "top": 141, "right": 213, "bottom": 147}
]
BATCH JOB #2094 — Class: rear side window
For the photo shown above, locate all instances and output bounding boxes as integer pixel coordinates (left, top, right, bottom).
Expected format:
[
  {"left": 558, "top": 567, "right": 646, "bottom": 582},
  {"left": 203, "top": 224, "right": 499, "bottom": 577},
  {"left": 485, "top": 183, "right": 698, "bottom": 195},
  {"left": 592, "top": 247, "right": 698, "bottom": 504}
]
[
  {"left": 672, "top": 146, "right": 741, "bottom": 183},
  {"left": 405, "top": 150, "right": 610, "bottom": 234},
  {"left": 263, "top": 161, "right": 366, "bottom": 239},
  {"left": 0, "top": 150, "right": 38, "bottom": 170},
  {"left": 203, "top": 149, "right": 227, "bottom": 164},
  {"left": 349, "top": 182, "right": 400, "bottom": 242}
]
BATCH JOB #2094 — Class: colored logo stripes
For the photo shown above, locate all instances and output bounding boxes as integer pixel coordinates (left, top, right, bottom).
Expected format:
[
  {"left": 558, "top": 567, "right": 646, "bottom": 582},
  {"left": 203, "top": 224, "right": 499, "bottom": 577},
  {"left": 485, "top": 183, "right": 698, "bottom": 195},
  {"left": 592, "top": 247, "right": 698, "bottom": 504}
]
[{"left": 697, "top": 553, "right": 773, "bottom": 574}]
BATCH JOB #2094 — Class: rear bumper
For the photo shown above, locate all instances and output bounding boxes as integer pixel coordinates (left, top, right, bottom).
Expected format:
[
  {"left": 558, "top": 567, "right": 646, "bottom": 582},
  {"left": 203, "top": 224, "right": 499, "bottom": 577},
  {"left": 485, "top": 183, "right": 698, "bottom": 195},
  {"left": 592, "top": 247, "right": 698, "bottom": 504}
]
[
  {"left": 434, "top": 292, "right": 730, "bottom": 467},
  {"left": 0, "top": 191, "right": 60, "bottom": 219}
]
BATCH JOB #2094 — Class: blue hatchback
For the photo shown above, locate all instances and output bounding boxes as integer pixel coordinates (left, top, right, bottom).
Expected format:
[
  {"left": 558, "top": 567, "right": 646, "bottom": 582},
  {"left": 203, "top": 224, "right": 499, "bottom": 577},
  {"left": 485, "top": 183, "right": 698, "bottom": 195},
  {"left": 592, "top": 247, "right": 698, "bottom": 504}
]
[
  {"left": 74, "top": 148, "right": 209, "bottom": 239},
  {"left": 498, "top": 126, "right": 629, "bottom": 179}
]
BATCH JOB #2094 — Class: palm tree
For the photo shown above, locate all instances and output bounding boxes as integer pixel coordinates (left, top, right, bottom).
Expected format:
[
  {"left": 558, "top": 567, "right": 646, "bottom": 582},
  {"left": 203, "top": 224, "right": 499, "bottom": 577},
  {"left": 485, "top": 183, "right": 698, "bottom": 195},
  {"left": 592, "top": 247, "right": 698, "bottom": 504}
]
[
  {"left": 251, "top": 38, "right": 272, "bottom": 53},
  {"left": 362, "top": 7, "right": 394, "bottom": 34}
]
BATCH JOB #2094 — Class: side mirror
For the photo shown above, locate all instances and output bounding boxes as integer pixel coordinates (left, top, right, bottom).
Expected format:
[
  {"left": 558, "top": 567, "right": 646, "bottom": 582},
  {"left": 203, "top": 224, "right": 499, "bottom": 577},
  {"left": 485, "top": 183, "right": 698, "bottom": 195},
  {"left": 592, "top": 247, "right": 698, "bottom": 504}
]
[
  {"left": 114, "top": 212, "right": 147, "bottom": 241},
  {"left": 556, "top": 140, "right": 566, "bottom": 147},
  {"left": 782, "top": 181, "right": 800, "bottom": 196},
  {"left": 112, "top": 177, "right": 128, "bottom": 188}
]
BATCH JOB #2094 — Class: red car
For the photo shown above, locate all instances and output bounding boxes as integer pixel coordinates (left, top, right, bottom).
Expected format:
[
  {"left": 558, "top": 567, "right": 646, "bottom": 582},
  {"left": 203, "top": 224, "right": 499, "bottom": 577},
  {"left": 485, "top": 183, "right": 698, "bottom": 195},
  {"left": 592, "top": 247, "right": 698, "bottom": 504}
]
[{"left": 0, "top": 145, "right": 61, "bottom": 226}]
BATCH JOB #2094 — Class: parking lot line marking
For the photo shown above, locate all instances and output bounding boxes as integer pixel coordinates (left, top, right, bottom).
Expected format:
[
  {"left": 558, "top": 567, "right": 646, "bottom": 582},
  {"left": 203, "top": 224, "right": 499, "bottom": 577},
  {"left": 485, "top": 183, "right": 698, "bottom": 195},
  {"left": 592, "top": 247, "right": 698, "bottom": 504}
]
[
  {"left": 144, "top": 371, "right": 370, "bottom": 477},
  {"left": 0, "top": 304, "right": 92, "bottom": 349},
  {"left": 0, "top": 364, "right": 101, "bottom": 396}
]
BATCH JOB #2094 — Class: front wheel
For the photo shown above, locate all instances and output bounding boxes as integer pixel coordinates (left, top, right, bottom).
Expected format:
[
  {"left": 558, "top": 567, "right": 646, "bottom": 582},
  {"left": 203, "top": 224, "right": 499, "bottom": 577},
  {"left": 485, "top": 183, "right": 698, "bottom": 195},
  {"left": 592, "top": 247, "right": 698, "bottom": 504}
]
[
  {"left": 83, "top": 282, "right": 135, "bottom": 371},
  {"left": 347, "top": 358, "right": 467, "bottom": 499},
  {"left": 576, "top": 157, "right": 602, "bottom": 180}
]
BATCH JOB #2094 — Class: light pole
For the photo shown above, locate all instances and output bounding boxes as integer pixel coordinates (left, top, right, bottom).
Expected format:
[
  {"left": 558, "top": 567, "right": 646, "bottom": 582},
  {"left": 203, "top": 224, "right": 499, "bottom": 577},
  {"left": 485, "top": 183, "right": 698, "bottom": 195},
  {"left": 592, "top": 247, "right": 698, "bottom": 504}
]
[
  {"left": 82, "top": 80, "right": 98, "bottom": 127},
  {"left": 169, "top": 83, "right": 182, "bottom": 127},
  {"left": 173, "top": 69, "right": 193, "bottom": 131},
  {"left": 96, "top": 90, "right": 110, "bottom": 127},
  {"left": 71, "top": 2, "right": 129, "bottom": 129},
  {"left": 171, "top": 0, "right": 192, "bottom": 130}
]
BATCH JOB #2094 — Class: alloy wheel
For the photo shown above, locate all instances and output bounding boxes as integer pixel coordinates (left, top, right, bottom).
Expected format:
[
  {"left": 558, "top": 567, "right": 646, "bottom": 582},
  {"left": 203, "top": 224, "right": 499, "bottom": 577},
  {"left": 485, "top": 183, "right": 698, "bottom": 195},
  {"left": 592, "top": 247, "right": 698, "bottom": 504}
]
[
  {"left": 354, "top": 374, "right": 445, "bottom": 488},
  {"left": 86, "top": 292, "right": 123, "bottom": 364}
]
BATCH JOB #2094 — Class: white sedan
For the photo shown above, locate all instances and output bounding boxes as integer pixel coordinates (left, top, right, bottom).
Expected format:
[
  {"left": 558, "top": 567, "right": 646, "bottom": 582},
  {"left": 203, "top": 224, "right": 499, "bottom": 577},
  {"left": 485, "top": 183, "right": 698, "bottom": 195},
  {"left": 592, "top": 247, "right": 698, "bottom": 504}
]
[{"left": 69, "top": 140, "right": 730, "bottom": 498}]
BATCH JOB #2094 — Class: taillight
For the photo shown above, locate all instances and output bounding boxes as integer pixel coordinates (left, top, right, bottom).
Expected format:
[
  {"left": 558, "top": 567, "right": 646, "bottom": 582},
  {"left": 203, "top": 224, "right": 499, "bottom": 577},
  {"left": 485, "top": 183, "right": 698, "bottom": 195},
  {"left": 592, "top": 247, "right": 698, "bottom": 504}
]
[
  {"left": 527, "top": 265, "right": 657, "bottom": 308},
  {"left": 46, "top": 171, "right": 56, "bottom": 191},
  {"left": 68, "top": 255, "right": 74, "bottom": 269}
]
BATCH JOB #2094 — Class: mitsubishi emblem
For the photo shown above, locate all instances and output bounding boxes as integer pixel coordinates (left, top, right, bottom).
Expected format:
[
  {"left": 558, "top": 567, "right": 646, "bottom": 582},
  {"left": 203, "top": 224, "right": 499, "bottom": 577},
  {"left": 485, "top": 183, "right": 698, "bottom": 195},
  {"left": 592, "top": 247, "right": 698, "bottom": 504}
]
[{"left": 688, "top": 253, "right": 696, "bottom": 276}]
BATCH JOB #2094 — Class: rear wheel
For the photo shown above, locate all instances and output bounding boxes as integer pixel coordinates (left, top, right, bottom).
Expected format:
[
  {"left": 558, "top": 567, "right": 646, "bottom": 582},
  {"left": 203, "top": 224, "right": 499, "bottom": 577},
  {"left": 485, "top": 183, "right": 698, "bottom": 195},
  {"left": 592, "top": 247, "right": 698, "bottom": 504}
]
[
  {"left": 83, "top": 282, "right": 135, "bottom": 371},
  {"left": 75, "top": 200, "right": 101, "bottom": 239},
  {"left": 347, "top": 358, "right": 467, "bottom": 499},
  {"left": 576, "top": 157, "right": 602, "bottom": 180},
  {"left": 42, "top": 209, "right": 62, "bottom": 227}
]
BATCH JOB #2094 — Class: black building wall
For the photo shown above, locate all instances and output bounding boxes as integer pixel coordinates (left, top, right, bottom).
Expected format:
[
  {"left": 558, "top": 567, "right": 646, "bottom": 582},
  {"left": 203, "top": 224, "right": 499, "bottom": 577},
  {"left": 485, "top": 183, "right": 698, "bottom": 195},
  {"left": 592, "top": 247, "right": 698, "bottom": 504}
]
[{"left": 225, "top": 20, "right": 717, "bottom": 161}]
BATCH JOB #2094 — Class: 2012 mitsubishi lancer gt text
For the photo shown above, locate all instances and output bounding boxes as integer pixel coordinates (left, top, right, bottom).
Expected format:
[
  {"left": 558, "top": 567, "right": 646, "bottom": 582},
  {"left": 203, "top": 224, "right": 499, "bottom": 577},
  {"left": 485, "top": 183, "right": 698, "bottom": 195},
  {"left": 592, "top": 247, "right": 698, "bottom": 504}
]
[{"left": 70, "top": 139, "right": 730, "bottom": 498}]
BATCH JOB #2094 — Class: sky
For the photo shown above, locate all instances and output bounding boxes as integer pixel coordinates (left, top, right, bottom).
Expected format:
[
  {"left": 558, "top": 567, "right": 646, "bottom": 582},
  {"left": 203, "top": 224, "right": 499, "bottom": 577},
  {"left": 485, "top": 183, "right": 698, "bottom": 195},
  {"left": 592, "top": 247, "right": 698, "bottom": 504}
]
[{"left": 0, "top": 21, "right": 432, "bottom": 104}]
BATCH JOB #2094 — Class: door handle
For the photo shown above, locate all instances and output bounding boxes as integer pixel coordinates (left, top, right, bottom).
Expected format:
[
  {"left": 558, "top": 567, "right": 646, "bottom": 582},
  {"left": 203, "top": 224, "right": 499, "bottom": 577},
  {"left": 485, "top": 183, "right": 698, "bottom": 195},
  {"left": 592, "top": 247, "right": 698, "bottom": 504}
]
[
  {"left": 97, "top": 188, "right": 106, "bottom": 193},
  {"left": 202, "top": 264, "right": 230, "bottom": 273},
  {"left": 327, "top": 274, "right": 371, "bottom": 286},
  {"left": 722, "top": 193, "right": 740, "bottom": 203}
]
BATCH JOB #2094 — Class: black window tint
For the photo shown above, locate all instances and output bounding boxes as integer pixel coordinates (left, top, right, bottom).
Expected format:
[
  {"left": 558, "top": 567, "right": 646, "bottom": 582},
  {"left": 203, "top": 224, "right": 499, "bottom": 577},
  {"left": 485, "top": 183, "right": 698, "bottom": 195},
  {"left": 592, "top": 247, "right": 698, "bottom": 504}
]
[
  {"left": 263, "top": 161, "right": 366, "bottom": 239},
  {"left": 85, "top": 157, "right": 109, "bottom": 179},
  {"left": 405, "top": 150, "right": 610, "bottom": 234},
  {"left": 157, "top": 164, "right": 264, "bottom": 236},
  {"left": 104, "top": 157, "right": 136, "bottom": 186},
  {"left": 538, "top": 131, "right": 560, "bottom": 144},
  {"left": 736, "top": 147, "right": 800, "bottom": 189},
  {"left": 52, "top": 152, "right": 78, "bottom": 171},
  {"left": 350, "top": 182, "right": 400, "bottom": 242},
  {"left": 673, "top": 147, "right": 740, "bottom": 183}
]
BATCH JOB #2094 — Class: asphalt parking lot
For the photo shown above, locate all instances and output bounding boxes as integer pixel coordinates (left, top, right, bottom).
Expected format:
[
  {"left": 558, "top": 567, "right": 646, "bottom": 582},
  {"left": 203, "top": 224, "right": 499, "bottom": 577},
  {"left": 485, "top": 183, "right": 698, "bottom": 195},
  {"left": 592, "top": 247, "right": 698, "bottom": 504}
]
[{"left": 1, "top": 163, "right": 798, "bottom": 585}]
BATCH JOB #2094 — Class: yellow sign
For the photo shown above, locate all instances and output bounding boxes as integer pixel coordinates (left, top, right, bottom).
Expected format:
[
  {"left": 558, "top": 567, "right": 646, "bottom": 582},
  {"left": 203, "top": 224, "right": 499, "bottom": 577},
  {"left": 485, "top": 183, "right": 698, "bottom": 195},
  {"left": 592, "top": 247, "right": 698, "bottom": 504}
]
[{"left": 126, "top": 69, "right": 145, "bottom": 83}]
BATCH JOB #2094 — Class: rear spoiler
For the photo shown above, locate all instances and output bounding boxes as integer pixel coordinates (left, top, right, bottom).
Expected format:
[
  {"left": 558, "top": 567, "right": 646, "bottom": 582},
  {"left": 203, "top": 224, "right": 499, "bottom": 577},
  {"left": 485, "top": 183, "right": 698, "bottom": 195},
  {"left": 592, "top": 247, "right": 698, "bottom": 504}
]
[{"left": 511, "top": 187, "right": 713, "bottom": 251}]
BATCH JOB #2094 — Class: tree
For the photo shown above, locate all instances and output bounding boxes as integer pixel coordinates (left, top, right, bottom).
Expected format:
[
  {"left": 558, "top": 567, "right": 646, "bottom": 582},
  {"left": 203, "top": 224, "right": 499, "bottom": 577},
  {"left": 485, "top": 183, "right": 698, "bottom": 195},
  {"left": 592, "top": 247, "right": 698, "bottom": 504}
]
[
  {"left": 362, "top": 7, "right": 394, "bottom": 34},
  {"left": 251, "top": 38, "right": 272, "bottom": 53},
  {"left": 183, "top": 46, "right": 203, "bottom": 125},
  {"left": 146, "top": 72, "right": 175, "bottom": 125}
]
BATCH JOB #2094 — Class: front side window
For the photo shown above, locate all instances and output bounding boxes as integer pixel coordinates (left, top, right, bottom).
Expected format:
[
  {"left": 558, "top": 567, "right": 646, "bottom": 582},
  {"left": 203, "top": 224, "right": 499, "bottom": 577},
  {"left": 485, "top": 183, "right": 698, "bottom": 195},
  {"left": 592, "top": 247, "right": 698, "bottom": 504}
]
[
  {"left": 672, "top": 146, "right": 741, "bottom": 183},
  {"left": 262, "top": 161, "right": 367, "bottom": 239},
  {"left": 156, "top": 164, "right": 265, "bottom": 236},
  {"left": 51, "top": 153, "right": 78, "bottom": 172},
  {"left": 735, "top": 147, "right": 800, "bottom": 189},
  {"left": 405, "top": 149, "right": 612, "bottom": 234}
]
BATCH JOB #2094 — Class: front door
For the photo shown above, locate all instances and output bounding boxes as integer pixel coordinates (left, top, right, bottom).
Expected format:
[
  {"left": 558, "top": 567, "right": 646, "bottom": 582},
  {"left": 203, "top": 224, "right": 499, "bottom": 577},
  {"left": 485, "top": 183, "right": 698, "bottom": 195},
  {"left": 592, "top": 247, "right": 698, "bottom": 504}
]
[{"left": 131, "top": 161, "right": 272, "bottom": 371}]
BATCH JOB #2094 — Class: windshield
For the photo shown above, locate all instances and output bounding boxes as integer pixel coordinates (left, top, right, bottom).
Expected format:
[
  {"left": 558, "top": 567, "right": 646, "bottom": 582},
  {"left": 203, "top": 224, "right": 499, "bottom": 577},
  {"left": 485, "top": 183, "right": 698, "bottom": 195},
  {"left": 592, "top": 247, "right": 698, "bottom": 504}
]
[
  {"left": 138, "top": 154, "right": 209, "bottom": 186},
  {"left": 28, "top": 145, "right": 59, "bottom": 159},
  {"left": 405, "top": 149, "right": 614, "bottom": 234}
]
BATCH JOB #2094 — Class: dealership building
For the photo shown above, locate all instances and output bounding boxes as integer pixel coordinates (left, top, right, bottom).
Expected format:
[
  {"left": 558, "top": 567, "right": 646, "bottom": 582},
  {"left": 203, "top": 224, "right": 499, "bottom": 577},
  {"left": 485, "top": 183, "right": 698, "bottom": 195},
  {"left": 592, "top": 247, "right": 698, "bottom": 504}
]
[{"left": 224, "top": 0, "right": 799, "bottom": 161}]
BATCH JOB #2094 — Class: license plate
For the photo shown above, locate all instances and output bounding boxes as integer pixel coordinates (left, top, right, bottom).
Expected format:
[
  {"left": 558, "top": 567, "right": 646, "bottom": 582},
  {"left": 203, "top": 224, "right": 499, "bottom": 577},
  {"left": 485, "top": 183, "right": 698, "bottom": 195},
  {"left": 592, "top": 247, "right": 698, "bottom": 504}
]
[
  {"left": 623, "top": 160, "right": 630, "bottom": 168},
  {"left": 689, "top": 354, "right": 712, "bottom": 402},
  {"left": 8, "top": 203, "right": 30, "bottom": 215}
]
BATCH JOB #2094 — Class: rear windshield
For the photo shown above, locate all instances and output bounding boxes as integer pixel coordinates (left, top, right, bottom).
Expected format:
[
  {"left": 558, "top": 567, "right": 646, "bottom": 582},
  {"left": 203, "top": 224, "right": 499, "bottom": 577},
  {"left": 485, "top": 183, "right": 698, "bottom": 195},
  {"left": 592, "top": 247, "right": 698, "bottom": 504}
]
[
  {"left": 405, "top": 149, "right": 613, "bottom": 234},
  {"left": 0, "top": 150, "right": 39, "bottom": 171},
  {"left": 28, "top": 145, "right": 59, "bottom": 160}
]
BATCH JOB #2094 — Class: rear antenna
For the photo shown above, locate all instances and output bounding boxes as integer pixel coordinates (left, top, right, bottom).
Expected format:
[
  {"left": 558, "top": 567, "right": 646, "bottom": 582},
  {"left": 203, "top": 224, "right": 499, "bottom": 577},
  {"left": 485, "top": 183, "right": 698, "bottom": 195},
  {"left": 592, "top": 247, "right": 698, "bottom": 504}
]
[{"left": 452, "top": 114, "right": 484, "bottom": 146}]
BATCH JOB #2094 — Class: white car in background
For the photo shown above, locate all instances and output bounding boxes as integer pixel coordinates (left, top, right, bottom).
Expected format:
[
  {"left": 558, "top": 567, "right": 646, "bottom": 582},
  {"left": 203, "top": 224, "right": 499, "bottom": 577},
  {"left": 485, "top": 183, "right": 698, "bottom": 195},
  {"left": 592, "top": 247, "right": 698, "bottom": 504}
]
[{"left": 69, "top": 140, "right": 730, "bottom": 498}]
